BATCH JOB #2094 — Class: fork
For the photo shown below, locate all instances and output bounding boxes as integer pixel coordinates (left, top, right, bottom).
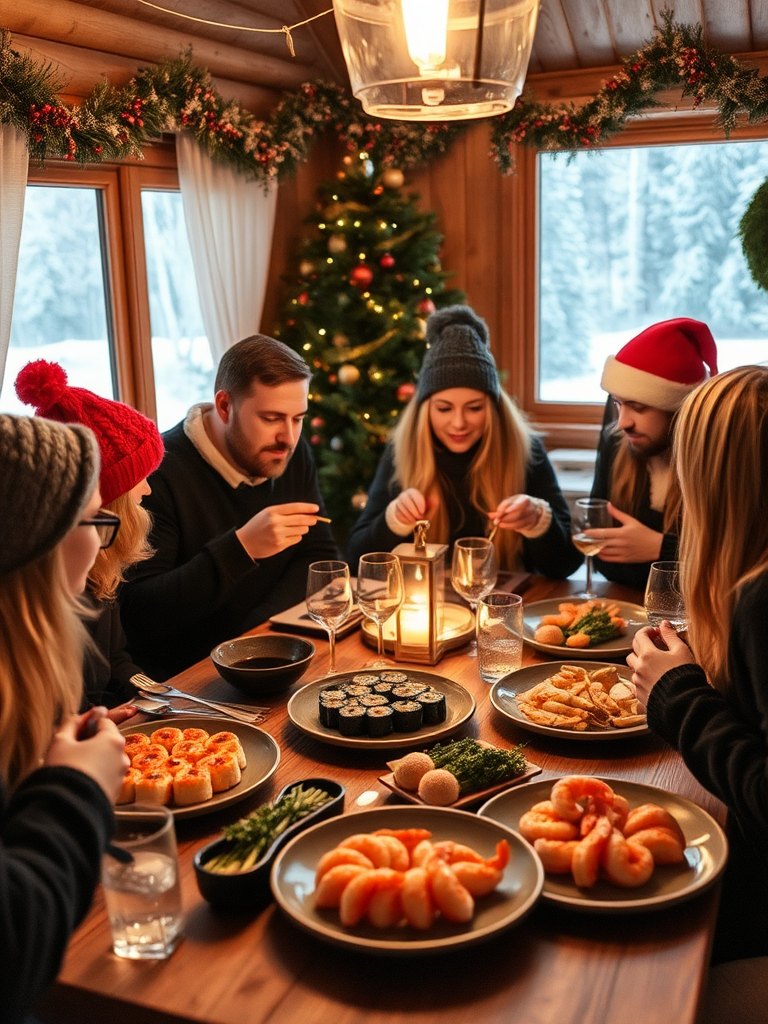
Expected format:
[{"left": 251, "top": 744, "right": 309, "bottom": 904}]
[{"left": 129, "top": 673, "right": 266, "bottom": 724}]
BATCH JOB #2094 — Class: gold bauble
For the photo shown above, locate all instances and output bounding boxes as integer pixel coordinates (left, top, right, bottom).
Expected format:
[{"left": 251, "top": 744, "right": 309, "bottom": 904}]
[
  {"left": 338, "top": 363, "right": 361, "bottom": 385},
  {"left": 382, "top": 167, "right": 405, "bottom": 189}
]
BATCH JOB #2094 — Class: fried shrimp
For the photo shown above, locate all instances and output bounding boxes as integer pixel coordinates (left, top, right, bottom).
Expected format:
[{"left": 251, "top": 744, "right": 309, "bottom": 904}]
[
  {"left": 623, "top": 804, "right": 686, "bottom": 848},
  {"left": 601, "top": 829, "right": 654, "bottom": 888},
  {"left": 625, "top": 827, "right": 686, "bottom": 865},
  {"left": 314, "top": 864, "right": 370, "bottom": 908},
  {"left": 450, "top": 840, "right": 510, "bottom": 896},
  {"left": 518, "top": 801, "right": 580, "bottom": 842},
  {"left": 533, "top": 839, "right": 579, "bottom": 874},
  {"left": 426, "top": 859, "right": 475, "bottom": 923},
  {"left": 571, "top": 815, "right": 612, "bottom": 888},
  {"left": 401, "top": 867, "right": 436, "bottom": 930},
  {"left": 431, "top": 840, "right": 485, "bottom": 865},
  {"left": 550, "top": 776, "right": 615, "bottom": 823},
  {"left": 339, "top": 868, "right": 403, "bottom": 927},
  {"left": 376, "top": 834, "right": 410, "bottom": 871}
]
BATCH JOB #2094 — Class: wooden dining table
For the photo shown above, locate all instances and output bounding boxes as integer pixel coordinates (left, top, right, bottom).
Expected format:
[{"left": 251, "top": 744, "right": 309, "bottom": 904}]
[{"left": 37, "top": 575, "right": 726, "bottom": 1024}]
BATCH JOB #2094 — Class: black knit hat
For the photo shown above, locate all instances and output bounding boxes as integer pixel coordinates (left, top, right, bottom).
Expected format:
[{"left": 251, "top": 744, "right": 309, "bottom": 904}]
[
  {"left": 417, "top": 305, "right": 499, "bottom": 401},
  {"left": 0, "top": 414, "right": 100, "bottom": 577}
]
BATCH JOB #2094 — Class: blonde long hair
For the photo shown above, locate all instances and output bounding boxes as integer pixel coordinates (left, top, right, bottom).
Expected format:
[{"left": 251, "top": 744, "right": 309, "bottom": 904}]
[
  {"left": 675, "top": 365, "right": 768, "bottom": 692},
  {"left": 0, "top": 549, "right": 87, "bottom": 789},
  {"left": 391, "top": 390, "right": 531, "bottom": 569},
  {"left": 88, "top": 491, "right": 153, "bottom": 602},
  {"left": 608, "top": 422, "right": 681, "bottom": 534}
]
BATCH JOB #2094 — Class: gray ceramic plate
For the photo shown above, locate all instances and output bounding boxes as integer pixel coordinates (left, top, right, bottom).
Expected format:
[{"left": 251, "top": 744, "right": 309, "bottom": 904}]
[
  {"left": 287, "top": 670, "right": 475, "bottom": 749},
  {"left": 490, "top": 661, "right": 649, "bottom": 740},
  {"left": 270, "top": 805, "right": 543, "bottom": 954},
  {"left": 479, "top": 777, "right": 728, "bottom": 913},
  {"left": 523, "top": 599, "right": 647, "bottom": 659},
  {"left": 119, "top": 716, "right": 280, "bottom": 820}
]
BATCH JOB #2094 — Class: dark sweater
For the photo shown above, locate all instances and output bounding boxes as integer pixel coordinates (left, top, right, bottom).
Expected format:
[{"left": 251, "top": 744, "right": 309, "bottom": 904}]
[
  {"left": 647, "top": 571, "right": 768, "bottom": 963},
  {"left": 120, "top": 424, "right": 339, "bottom": 679},
  {"left": 0, "top": 766, "right": 114, "bottom": 1023},
  {"left": 81, "top": 596, "right": 141, "bottom": 710},
  {"left": 345, "top": 436, "right": 581, "bottom": 579},
  {"left": 590, "top": 427, "right": 678, "bottom": 590}
]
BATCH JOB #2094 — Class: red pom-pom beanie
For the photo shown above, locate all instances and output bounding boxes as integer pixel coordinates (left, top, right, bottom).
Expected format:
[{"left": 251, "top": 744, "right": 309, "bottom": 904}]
[
  {"left": 15, "top": 360, "right": 164, "bottom": 506},
  {"left": 601, "top": 318, "right": 719, "bottom": 412}
]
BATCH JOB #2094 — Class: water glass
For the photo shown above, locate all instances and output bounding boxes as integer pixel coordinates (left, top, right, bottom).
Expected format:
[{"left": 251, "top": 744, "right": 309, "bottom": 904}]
[
  {"left": 101, "top": 804, "right": 183, "bottom": 960},
  {"left": 476, "top": 592, "right": 524, "bottom": 683},
  {"left": 645, "top": 561, "right": 687, "bottom": 631}
]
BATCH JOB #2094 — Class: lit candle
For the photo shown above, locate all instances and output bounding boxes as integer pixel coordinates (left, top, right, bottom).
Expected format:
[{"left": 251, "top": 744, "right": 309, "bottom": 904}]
[{"left": 399, "top": 600, "right": 430, "bottom": 645}]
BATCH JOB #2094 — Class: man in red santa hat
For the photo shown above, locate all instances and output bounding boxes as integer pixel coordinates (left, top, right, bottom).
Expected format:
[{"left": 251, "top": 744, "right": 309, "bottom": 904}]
[{"left": 584, "top": 318, "right": 718, "bottom": 590}]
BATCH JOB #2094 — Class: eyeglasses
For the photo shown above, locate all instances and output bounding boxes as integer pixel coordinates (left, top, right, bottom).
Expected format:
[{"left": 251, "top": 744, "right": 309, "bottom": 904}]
[{"left": 79, "top": 509, "right": 121, "bottom": 549}]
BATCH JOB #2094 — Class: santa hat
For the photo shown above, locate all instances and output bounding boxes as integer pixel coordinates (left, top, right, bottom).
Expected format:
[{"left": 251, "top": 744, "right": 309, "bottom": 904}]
[
  {"left": 601, "top": 318, "right": 718, "bottom": 412},
  {"left": 15, "top": 360, "right": 164, "bottom": 506}
]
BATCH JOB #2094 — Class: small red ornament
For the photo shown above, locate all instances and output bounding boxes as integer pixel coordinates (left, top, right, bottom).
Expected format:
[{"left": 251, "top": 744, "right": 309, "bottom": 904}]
[
  {"left": 286, "top": 319, "right": 296, "bottom": 327},
  {"left": 310, "top": 434, "right": 322, "bottom": 445},
  {"left": 329, "top": 373, "right": 338, "bottom": 384},
  {"left": 396, "top": 381, "right": 416, "bottom": 402},
  {"left": 379, "top": 253, "right": 395, "bottom": 269},
  {"left": 297, "top": 292, "right": 309, "bottom": 305},
  {"left": 350, "top": 264, "right": 374, "bottom": 288},
  {"left": 416, "top": 298, "right": 436, "bottom": 316},
  {"left": 373, "top": 186, "right": 384, "bottom": 195},
  {"left": 311, "top": 416, "right": 325, "bottom": 429}
]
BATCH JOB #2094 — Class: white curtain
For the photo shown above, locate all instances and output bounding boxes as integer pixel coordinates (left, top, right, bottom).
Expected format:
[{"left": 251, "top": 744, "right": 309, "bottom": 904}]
[
  {"left": 0, "top": 126, "right": 29, "bottom": 388},
  {"left": 176, "top": 134, "right": 278, "bottom": 362}
]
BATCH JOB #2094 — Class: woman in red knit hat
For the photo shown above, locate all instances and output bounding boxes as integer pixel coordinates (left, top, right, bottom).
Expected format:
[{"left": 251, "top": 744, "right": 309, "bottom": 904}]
[{"left": 15, "top": 360, "right": 164, "bottom": 717}]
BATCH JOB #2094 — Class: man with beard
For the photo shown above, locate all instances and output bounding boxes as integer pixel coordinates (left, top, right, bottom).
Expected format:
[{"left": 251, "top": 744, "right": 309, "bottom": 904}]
[
  {"left": 584, "top": 319, "right": 718, "bottom": 590},
  {"left": 120, "top": 335, "right": 339, "bottom": 678}
]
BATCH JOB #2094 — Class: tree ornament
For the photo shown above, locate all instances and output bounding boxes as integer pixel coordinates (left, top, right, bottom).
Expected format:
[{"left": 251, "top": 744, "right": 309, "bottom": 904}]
[
  {"left": 337, "top": 293, "right": 350, "bottom": 308},
  {"left": 361, "top": 158, "right": 375, "bottom": 177},
  {"left": 298, "top": 292, "right": 309, "bottom": 306},
  {"left": 329, "top": 373, "right": 338, "bottom": 384},
  {"left": 413, "top": 318, "right": 428, "bottom": 339},
  {"left": 351, "top": 491, "right": 369, "bottom": 511},
  {"left": 342, "top": 155, "right": 353, "bottom": 165},
  {"left": 350, "top": 264, "right": 374, "bottom": 288},
  {"left": 299, "top": 259, "right": 314, "bottom": 277},
  {"left": 328, "top": 234, "right": 347, "bottom": 254},
  {"left": 311, "top": 416, "right": 325, "bottom": 429},
  {"left": 330, "top": 436, "right": 344, "bottom": 451},
  {"left": 416, "top": 297, "right": 436, "bottom": 316},
  {"left": 324, "top": 202, "right": 344, "bottom": 219},
  {"left": 379, "top": 253, "right": 395, "bottom": 269},
  {"left": 396, "top": 381, "right": 417, "bottom": 402},
  {"left": 373, "top": 185, "right": 384, "bottom": 196},
  {"left": 338, "top": 364, "right": 361, "bottom": 385},
  {"left": 310, "top": 434, "right": 322, "bottom": 445},
  {"left": 382, "top": 167, "right": 405, "bottom": 189},
  {"left": 332, "top": 333, "right": 349, "bottom": 349}
]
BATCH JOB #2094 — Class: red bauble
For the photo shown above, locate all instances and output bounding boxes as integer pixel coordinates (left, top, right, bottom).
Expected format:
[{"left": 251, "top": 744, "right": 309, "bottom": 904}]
[
  {"left": 311, "top": 416, "right": 325, "bottom": 429},
  {"left": 416, "top": 298, "right": 436, "bottom": 316},
  {"left": 297, "top": 292, "right": 309, "bottom": 305},
  {"left": 310, "top": 434, "right": 322, "bottom": 445},
  {"left": 396, "top": 381, "right": 417, "bottom": 402},
  {"left": 379, "top": 253, "right": 395, "bottom": 269},
  {"left": 350, "top": 264, "right": 374, "bottom": 288}
]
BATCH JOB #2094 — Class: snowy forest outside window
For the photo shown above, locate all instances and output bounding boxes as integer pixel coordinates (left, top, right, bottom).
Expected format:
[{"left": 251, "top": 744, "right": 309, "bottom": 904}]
[{"left": 538, "top": 139, "right": 768, "bottom": 404}]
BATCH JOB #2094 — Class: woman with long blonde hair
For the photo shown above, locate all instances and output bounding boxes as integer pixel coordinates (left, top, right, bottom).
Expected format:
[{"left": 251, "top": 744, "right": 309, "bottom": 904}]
[
  {"left": 628, "top": 365, "right": 768, "bottom": 1014},
  {"left": 346, "top": 306, "right": 579, "bottom": 577},
  {"left": 15, "top": 360, "right": 163, "bottom": 713},
  {"left": 0, "top": 413, "right": 128, "bottom": 1022}
]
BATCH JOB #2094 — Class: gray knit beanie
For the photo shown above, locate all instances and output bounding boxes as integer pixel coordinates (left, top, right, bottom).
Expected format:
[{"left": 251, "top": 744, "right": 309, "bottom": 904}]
[
  {"left": 0, "top": 414, "right": 100, "bottom": 577},
  {"left": 418, "top": 305, "right": 500, "bottom": 401}
]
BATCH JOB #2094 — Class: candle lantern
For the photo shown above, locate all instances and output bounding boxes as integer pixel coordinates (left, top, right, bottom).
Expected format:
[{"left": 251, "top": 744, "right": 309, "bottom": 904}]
[{"left": 393, "top": 520, "right": 449, "bottom": 664}]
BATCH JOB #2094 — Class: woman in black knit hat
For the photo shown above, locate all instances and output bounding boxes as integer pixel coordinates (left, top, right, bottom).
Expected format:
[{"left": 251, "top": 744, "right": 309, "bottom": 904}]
[{"left": 346, "top": 305, "right": 581, "bottom": 578}]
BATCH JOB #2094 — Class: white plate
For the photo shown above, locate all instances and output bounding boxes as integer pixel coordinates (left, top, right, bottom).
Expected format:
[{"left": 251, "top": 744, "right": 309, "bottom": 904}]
[
  {"left": 523, "top": 598, "right": 647, "bottom": 659},
  {"left": 490, "top": 661, "right": 649, "bottom": 740},
  {"left": 479, "top": 777, "right": 728, "bottom": 913},
  {"left": 119, "top": 716, "right": 280, "bottom": 820},
  {"left": 270, "top": 805, "right": 543, "bottom": 954},
  {"left": 287, "top": 670, "right": 475, "bottom": 749}
]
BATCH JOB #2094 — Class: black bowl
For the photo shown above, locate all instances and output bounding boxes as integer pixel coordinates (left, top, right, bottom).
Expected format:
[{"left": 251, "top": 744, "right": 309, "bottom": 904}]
[
  {"left": 194, "top": 777, "right": 345, "bottom": 911},
  {"left": 211, "top": 634, "right": 315, "bottom": 696}
]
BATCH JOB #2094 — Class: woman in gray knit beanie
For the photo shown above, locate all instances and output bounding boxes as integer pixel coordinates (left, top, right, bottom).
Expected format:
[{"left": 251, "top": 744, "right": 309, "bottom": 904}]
[{"left": 346, "top": 306, "right": 581, "bottom": 578}]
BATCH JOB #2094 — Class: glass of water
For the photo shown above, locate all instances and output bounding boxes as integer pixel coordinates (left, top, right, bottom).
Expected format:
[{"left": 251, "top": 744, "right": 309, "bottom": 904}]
[
  {"left": 101, "top": 804, "right": 183, "bottom": 960},
  {"left": 644, "top": 561, "right": 687, "bottom": 632},
  {"left": 476, "top": 591, "right": 524, "bottom": 683}
]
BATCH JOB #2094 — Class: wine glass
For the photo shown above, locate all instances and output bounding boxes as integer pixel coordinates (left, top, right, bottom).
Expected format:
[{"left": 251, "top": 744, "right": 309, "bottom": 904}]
[
  {"left": 306, "top": 560, "right": 353, "bottom": 674},
  {"left": 571, "top": 498, "right": 611, "bottom": 599},
  {"left": 451, "top": 537, "right": 498, "bottom": 658},
  {"left": 357, "top": 552, "right": 405, "bottom": 669},
  {"left": 644, "top": 561, "right": 687, "bottom": 632}
]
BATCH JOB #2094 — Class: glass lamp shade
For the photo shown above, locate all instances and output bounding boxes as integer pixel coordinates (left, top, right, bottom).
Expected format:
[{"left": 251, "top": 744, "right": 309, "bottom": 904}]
[
  {"left": 392, "top": 540, "right": 449, "bottom": 664},
  {"left": 333, "top": 0, "right": 540, "bottom": 121}
]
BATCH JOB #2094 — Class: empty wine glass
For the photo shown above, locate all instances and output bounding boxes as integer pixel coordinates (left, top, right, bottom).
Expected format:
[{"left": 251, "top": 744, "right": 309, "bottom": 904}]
[
  {"left": 357, "top": 552, "right": 405, "bottom": 669},
  {"left": 571, "top": 498, "right": 611, "bottom": 599},
  {"left": 306, "top": 560, "right": 353, "bottom": 674},
  {"left": 451, "top": 537, "right": 498, "bottom": 658},
  {"left": 645, "top": 561, "right": 687, "bottom": 632}
]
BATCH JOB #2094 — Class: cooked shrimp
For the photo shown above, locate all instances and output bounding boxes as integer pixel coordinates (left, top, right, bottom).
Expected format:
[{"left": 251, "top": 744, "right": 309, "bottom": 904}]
[
  {"left": 373, "top": 827, "right": 432, "bottom": 851},
  {"left": 411, "top": 838, "right": 438, "bottom": 867},
  {"left": 571, "top": 815, "right": 612, "bottom": 888},
  {"left": 337, "top": 833, "right": 392, "bottom": 867},
  {"left": 625, "top": 826, "right": 686, "bottom": 865},
  {"left": 540, "top": 612, "right": 574, "bottom": 628},
  {"left": 401, "top": 867, "right": 436, "bottom": 930},
  {"left": 518, "top": 801, "right": 580, "bottom": 842},
  {"left": 565, "top": 632, "right": 592, "bottom": 648},
  {"left": 313, "top": 864, "right": 369, "bottom": 908},
  {"left": 376, "top": 834, "right": 410, "bottom": 871},
  {"left": 315, "top": 847, "right": 374, "bottom": 882},
  {"left": 367, "top": 883, "right": 403, "bottom": 929},
  {"left": 533, "top": 839, "right": 579, "bottom": 874},
  {"left": 339, "top": 868, "right": 402, "bottom": 927},
  {"left": 550, "top": 776, "right": 615, "bottom": 823},
  {"left": 601, "top": 829, "right": 654, "bottom": 888},
  {"left": 431, "top": 840, "right": 485, "bottom": 865},
  {"left": 609, "top": 794, "right": 630, "bottom": 832},
  {"left": 427, "top": 859, "right": 475, "bottom": 923},
  {"left": 623, "top": 804, "right": 686, "bottom": 848}
]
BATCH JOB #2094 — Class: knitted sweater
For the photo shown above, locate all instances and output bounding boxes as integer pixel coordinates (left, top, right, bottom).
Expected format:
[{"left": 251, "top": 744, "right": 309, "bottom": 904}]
[
  {"left": 120, "top": 424, "right": 339, "bottom": 679},
  {"left": 647, "top": 570, "right": 768, "bottom": 962},
  {"left": 345, "top": 436, "right": 581, "bottom": 579},
  {"left": 590, "top": 427, "right": 678, "bottom": 590}
]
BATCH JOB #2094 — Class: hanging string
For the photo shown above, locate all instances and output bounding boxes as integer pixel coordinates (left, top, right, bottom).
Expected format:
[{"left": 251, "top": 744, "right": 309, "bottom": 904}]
[{"left": 135, "top": 1, "right": 333, "bottom": 56}]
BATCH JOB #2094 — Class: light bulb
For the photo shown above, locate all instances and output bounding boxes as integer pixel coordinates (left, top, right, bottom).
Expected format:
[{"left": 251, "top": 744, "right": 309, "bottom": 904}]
[{"left": 401, "top": 0, "right": 449, "bottom": 74}]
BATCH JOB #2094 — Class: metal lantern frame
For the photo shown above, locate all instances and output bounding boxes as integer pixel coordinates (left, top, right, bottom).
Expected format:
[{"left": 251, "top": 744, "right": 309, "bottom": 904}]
[{"left": 392, "top": 522, "right": 449, "bottom": 665}]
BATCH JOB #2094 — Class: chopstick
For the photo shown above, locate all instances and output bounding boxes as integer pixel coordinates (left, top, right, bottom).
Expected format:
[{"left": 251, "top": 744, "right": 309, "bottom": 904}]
[
  {"left": 313, "top": 516, "right": 332, "bottom": 523},
  {"left": 488, "top": 522, "right": 499, "bottom": 543}
]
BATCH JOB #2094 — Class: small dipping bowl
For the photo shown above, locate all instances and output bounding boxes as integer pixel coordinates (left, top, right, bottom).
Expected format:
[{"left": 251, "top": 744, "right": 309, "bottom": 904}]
[
  {"left": 194, "top": 777, "right": 344, "bottom": 910},
  {"left": 211, "top": 634, "right": 315, "bottom": 696}
]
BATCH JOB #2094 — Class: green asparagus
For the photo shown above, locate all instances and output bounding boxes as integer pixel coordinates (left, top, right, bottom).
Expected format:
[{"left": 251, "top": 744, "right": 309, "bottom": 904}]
[{"left": 563, "top": 609, "right": 620, "bottom": 645}]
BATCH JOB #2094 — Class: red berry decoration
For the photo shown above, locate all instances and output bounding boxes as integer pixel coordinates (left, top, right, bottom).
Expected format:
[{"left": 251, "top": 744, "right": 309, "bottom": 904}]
[
  {"left": 297, "top": 292, "right": 309, "bottom": 305},
  {"left": 416, "top": 297, "right": 436, "bottom": 316},
  {"left": 310, "top": 434, "right": 322, "bottom": 445},
  {"left": 350, "top": 264, "right": 374, "bottom": 288},
  {"left": 396, "top": 381, "right": 417, "bottom": 402},
  {"left": 380, "top": 253, "right": 395, "bottom": 269}
]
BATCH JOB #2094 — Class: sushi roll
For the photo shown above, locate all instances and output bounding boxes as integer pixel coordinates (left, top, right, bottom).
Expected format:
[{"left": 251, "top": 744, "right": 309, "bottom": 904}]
[
  {"left": 391, "top": 683, "right": 428, "bottom": 700},
  {"left": 173, "top": 765, "right": 214, "bottom": 805},
  {"left": 206, "top": 731, "right": 247, "bottom": 768},
  {"left": 198, "top": 752, "right": 241, "bottom": 792},
  {"left": 150, "top": 726, "right": 184, "bottom": 752},
  {"left": 372, "top": 681, "right": 394, "bottom": 698},
  {"left": 338, "top": 704, "right": 367, "bottom": 736},
  {"left": 123, "top": 732, "right": 150, "bottom": 758},
  {"left": 365, "top": 705, "right": 394, "bottom": 737},
  {"left": 417, "top": 689, "right": 447, "bottom": 724},
  {"left": 379, "top": 672, "right": 409, "bottom": 684},
  {"left": 171, "top": 740, "right": 207, "bottom": 763},
  {"left": 134, "top": 770, "right": 174, "bottom": 805},
  {"left": 344, "top": 684, "right": 373, "bottom": 698},
  {"left": 182, "top": 727, "right": 210, "bottom": 744},
  {"left": 391, "top": 700, "right": 424, "bottom": 732},
  {"left": 132, "top": 744, "right": 170, "bottom": 773},
  {"left": 359, "top": 694, "right": 390, "bottom": 708},
  {"left": 319, "top": 695, "right": 346, "bottom": 729},
  {"left": 352, "top": 673, "right": 380, "bottom": 685}
]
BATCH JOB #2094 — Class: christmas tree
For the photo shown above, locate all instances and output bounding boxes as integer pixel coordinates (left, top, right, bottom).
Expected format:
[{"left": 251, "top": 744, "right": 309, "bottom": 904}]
[{"left": 275, "top": 153, "right": 464, "bottom": 538}]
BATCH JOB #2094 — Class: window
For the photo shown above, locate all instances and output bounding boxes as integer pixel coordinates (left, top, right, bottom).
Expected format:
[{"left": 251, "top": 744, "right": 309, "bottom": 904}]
[{"left": 538, "top": 138, "right": 768, "bottom": 405}]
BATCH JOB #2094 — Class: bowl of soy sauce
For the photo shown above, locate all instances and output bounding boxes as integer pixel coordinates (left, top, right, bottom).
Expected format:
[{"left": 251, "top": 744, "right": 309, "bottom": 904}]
[{"left": 211, "top": 633, "right": 315, "bottom": 696}]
